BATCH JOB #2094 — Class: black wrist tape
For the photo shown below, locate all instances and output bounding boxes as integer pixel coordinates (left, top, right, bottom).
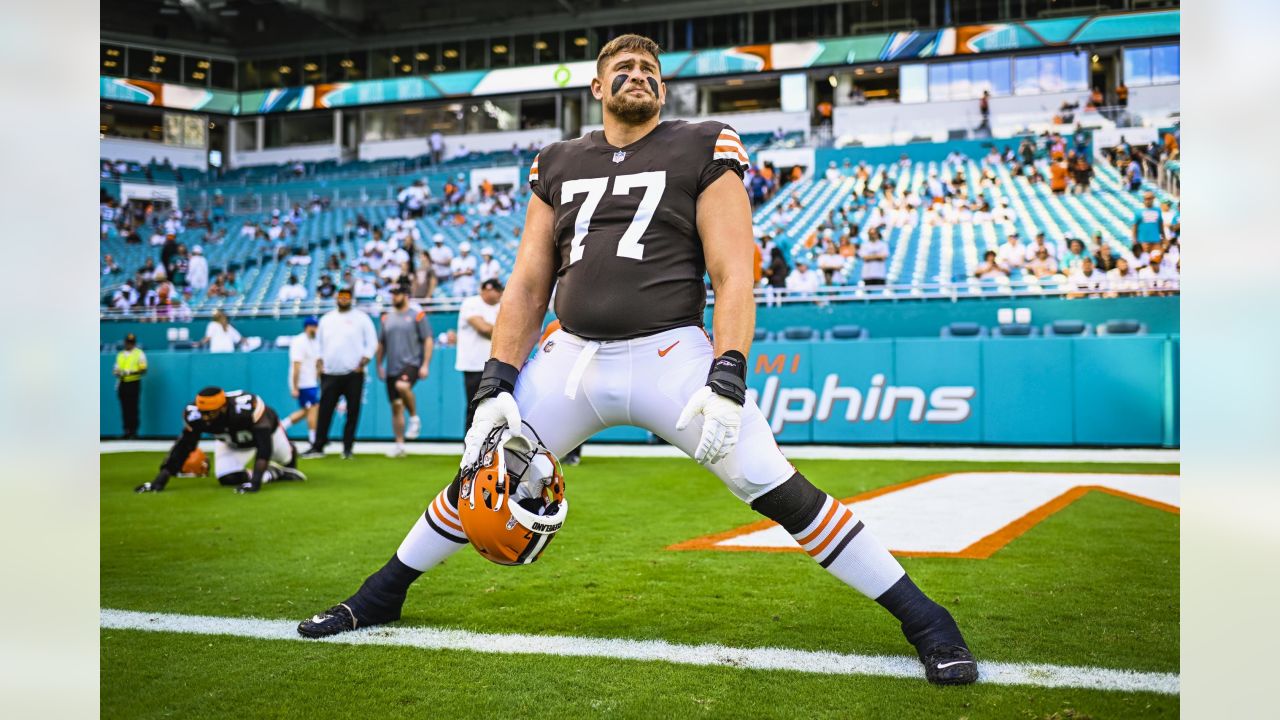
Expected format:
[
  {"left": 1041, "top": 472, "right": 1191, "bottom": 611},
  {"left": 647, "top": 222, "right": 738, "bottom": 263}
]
[
  {"left": 471, "top": 358, "right": 519, "bottom": 408},
  {"left": 707, "top": 350, "right": 747, "bottom": 405}
]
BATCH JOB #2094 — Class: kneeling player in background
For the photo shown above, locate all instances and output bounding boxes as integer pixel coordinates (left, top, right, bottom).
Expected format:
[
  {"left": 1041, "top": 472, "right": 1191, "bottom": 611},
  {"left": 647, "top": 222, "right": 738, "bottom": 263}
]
[{"left": 136, "top": 387, "right": 306, "bottom": 494}]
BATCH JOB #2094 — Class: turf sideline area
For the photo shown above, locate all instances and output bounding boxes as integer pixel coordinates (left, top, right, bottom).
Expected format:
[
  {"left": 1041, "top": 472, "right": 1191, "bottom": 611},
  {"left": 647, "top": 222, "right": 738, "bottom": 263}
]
[
  {"left": 99, "top": 440, "right": 1179, "bottom": 464},
  {"left": 101, "top": 609, "right": 1179, "bottom": 695}
]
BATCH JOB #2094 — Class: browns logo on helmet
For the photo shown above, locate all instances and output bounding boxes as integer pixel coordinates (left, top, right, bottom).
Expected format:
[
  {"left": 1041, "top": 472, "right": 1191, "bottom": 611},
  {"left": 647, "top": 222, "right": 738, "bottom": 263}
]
[{"left": 457, "top": 426, "right": 567, "bottom": 566}]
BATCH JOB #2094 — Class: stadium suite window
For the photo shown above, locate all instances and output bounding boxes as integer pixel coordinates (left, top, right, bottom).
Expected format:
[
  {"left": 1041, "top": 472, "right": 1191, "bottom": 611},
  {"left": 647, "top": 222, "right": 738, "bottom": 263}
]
[
  {"left": 438, "top": 44, "right": 461, "bottom": 72},
  {"left": 264, "top": 114, "right": 334, "bottom": 148},
  {"left": 534, "top": 32, "right": 561, "bottom": 64},
  {"left": 464, "top": 39, "right": 486, "bottom": 70},
  {"left": 184, "top": 56, "right": 211, "bottom": 87},
  {"left": 302, "top": 56, "right": 324, "bottom": 85},
  {"left": 565, "top": 30, "right": 591, "bottom": 61},
  {"left": 1124, "top": 44, "right": 1180, "bottom": 87},
  {"left": 514, "top": 34, "right": 536, "bottom": 67},
  {"left": 126, "top": 47, "right": 153, "bottom": 80},
  {"left": 750, "top": 11, "right": 771, "bottom": 43},
  {"left": 101, "top": 44, "right": 124, "bottom": 77},
  {"left": 490, "top": 37, "right": 512, "bottom": 68}
]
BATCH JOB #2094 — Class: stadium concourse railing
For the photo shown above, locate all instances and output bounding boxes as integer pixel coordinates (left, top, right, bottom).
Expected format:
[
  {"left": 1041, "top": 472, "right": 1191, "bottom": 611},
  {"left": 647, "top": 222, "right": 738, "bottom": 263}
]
[{"left": 99, "top": 280, "right": 1181, "bottom": 321}]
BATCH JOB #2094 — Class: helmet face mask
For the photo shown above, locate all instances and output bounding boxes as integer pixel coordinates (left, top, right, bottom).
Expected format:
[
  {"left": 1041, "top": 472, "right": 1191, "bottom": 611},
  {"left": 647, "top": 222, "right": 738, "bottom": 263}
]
[{"left": 458, "top": 426, "right": 568, "bottom": 566}]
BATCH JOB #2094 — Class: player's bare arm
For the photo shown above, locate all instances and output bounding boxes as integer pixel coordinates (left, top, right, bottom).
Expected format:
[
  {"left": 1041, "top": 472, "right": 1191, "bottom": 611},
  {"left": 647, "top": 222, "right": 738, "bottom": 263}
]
[
  {"left": 489, "top": 193, "right": 557, "bottom": 369},
  {"left": 698, "top": 171, "right": 757, "bottom": 358}
]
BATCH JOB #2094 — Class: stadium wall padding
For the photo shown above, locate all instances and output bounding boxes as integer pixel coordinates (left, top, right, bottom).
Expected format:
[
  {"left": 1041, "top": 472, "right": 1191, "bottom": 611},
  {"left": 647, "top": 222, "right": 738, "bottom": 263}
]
[
  {"left": 102, "top": 334, "right": 1179, "bottom": 448},
  {"left": 102, "top": 295, "right": 1179, "bottom": 349}
]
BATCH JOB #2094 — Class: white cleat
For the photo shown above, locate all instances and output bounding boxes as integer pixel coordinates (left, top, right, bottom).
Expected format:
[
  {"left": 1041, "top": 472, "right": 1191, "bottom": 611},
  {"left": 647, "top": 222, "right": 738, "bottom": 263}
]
[
  {"left": 405, "top": 416, "right": 421, "bottom": 440},
  {"left": 387, "top": 445, "right": 407, "bottom": 458}
]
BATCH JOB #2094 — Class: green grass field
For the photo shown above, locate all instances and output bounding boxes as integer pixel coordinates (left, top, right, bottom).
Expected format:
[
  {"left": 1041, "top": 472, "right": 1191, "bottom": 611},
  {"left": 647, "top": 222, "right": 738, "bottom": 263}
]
[{"left": 101, "top": 452, "right": 1179, "bottom": 719}]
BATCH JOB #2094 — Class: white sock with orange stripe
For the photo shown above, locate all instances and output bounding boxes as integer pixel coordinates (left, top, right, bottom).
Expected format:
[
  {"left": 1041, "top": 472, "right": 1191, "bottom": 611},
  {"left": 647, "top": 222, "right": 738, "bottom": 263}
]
[
  {"left": 344, "top": 483, "right": 468, "bottom": 623},
  {"left": 790, "top": 494, "right": 905, "bottom": 599},
  {"left": 397, "top": 484, "right": 469, "bottom": 570}
]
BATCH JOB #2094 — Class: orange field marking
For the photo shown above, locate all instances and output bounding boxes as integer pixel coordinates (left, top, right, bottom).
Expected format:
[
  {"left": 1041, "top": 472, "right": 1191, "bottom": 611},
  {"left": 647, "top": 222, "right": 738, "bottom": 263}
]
[{"left": 667, "top": 473, "right": 1179, "bottom": 560}]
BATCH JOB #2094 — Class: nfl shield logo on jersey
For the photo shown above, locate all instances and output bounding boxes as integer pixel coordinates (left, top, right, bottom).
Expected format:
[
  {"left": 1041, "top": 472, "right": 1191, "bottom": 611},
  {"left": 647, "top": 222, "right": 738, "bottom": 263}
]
[{"left": 612, "top": 150, "right": 627, "bottom": 164}]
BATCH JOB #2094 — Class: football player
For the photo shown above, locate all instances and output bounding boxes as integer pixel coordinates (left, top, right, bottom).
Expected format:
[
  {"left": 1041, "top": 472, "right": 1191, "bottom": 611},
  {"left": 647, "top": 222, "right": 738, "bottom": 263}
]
[
  {"left": 299, "top": 35, "right": 978, "bottom": 685},
  {"left": 136, "top": 386, "right": 306, "bottom": 494}
]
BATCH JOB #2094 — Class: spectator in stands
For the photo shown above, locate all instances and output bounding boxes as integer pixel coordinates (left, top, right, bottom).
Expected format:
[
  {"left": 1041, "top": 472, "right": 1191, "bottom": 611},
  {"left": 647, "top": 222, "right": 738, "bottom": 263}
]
[
  {"left": 456, "top": 279, "right": 503, "bottom": 430},
  {"left": 838, "top": 233, "right": 858, "bottom": 260},
  {"left": 223, "top": 270, "right": 240, "bottom": 294},
  {"left": 858, "top": 229, "right": 889, "bottom": 286},
  {"left": 977, "top": 90, "right": 990, "bottom": 132},
  {"left": 1116, "top": 83, "right": 1128, "bottom": 108},
  {"left": 167, "top": 245, "right": 190, "bottom": 289},
  {"left": 1067, "top": 257, "right": 1106, "bottom": 298},
  {"left": 997, "top": 232, "right": 1028, "bottom": 270},
  {"left": 317, "top": 274, "right": 336, "bottom": 300},
  {"left": 1026, "top": 248, "right": 1058, "bottom": 280},
  {"left": 429, "top": 130, "right": 444, "bottom": 165},
  {"left": 187, "top": 246, "right": 208, "bottom": 291},
  {"left": 1139, "top": 250, "right": 1178, "bottom": 293},
  {"left": 1023, "top": 232, "right": 1054, "bottom": 263},
  {"left": 993, "top": 198, "right": 1016, "bottom": 225},
  {"left": 763, "top": 247, "right": 789, "bottom": 307},
  {"left": 786, "top": 260, "right": 821, "bottom": 299},
  {"left": 239, "top": 219, "right": 257, "bottom": 240},
  {"left": 477, "top": 247, "right": 502, "bottom": 284},
  {"left": 1071, "top": 155, "right": 1093, "bottom": 193},
  {"left": 1125, "top": 155, "right": 1144, "bottom": 192},
  {"left": 824, "top": 161, "right": 842, "bottom": 183},
  {"left": 1061, "top": 238, "right": 1090, "bottom": 274},
  {"left": 102, "top": 254, "right": 120, "bottom": 277},
  {"left": 1106, "top": 257, "right": 1140, "bottom": 296},
  {"left": 1132, "top": 192, "right": 1165, "bottom": 252},
  {"left": 112, "top": 281, "right": 138, "bottom": 312},
  {"left": 1161, "top": 200, "right": 1180, "bottom": 242},
  {"left": 428, "top": 234, "right": 453, "bottom": 296},
  {"left": 450, "top": 242, "right": 479, "bottom": 297},
  {"left": 201, "top": 310, "right": 241, "bottom": 353},
  {"left": 974, "top": 250, "right": 1009, "bottom": 281},
  {"left": 278, "top": 275, "right": 308, "bottom": 302},
  {"left": 1093, "top": 242, "right": 1119, "bottom": 273},
  {"left": 817, "top": 241, "right": 843, "bottom": 285},
  {"left": 1049, "top": 154, "right": 1069, "bottom": 195}
]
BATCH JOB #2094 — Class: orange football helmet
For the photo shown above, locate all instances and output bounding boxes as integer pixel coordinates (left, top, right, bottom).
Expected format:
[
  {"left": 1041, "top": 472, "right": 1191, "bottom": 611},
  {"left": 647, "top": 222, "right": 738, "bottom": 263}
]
[
  {"left": 180, "top": 448, "right": 210, "bottom": 477},
  {"left": 458, "top": 427, "right": 567, "bottom": 566}
]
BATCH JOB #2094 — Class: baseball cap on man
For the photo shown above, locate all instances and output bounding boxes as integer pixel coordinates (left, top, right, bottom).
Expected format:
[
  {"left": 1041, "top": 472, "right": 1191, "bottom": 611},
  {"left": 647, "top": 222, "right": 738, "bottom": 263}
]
[
  {"left": 124, "top": 333, "right": 137, "bottom": 343},
  {"left": 303, "top": 316, "right": 319, "bottom": 328}
]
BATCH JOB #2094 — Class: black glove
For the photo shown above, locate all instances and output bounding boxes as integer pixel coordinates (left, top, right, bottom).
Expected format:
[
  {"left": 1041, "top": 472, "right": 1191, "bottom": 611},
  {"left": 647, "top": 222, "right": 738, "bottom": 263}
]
[
  {"left": 470, "top": 358, "right": 519, "bottom": 410},
  {"left": 135, "top": 469, "right": 171, "bottom": 493},
  {"left": 706, "top": 350, "right": 747, "bottom": 405}
]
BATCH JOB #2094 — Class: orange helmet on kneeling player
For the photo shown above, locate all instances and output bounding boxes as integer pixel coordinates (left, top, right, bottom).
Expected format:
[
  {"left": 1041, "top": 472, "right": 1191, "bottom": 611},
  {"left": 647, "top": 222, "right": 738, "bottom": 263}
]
[
  {"left": 180, "top": 448, "right": 209, "bottom": 477},
  {"left": 457, "top": 426, "right": 567, "bottom": 566}
]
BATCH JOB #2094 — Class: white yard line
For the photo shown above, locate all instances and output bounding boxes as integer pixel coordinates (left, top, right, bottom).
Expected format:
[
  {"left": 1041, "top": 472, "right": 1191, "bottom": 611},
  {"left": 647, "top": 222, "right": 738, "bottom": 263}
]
[
  {"left": 99, "top": 440, "right": 1179, "bottom": 464},
  {"left": 100, "top": 608, "right": 1178, "bottom": 695}
]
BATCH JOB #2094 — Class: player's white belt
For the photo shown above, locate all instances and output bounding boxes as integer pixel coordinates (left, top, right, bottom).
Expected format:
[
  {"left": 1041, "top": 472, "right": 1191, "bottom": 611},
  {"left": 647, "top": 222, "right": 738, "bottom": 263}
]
[{"left": 563, "top": 341, "right": 600, "bottom": 400}]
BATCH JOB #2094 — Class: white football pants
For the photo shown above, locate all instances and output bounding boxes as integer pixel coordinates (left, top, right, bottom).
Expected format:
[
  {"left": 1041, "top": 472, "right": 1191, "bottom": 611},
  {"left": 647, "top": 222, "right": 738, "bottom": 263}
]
[
  {"left": 515, "top": 325, "right": 795, "bottom": 503},
  {"left": 214, "top": 425, "right": 293, "bottom": 479}
]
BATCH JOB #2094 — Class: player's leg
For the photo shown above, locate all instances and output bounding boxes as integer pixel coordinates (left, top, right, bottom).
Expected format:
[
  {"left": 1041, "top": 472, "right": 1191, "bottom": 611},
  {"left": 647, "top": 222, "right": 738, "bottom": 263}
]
[
  {"left": 305, "top": 375, "right": 340, "bottom": 456},
  {"left": 398, "top": 372, "right": 421, "bottom": 440},
  {"left": 388, "top": 372, "right": 407, "bottom": 457},
  {"left": 268, "top": 425, "right": 306, "bottom": 483},
  {"left": 340, "top": 372, "right": 363, "bottom": 457},
  {"left": 298, "top": 331, "right": 606, "bottom": 637},
  {"left": 213, "top": 441, "right": 253, "bottom": 488},
  {"left": 628, "top": 327, "right": 977, "bottom": 684}
]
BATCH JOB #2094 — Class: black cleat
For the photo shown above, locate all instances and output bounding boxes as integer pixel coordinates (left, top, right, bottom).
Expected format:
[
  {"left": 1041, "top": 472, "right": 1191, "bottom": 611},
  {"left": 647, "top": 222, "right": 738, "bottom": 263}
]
[
  {"left": 298, "top": 603, "right": 362, "bottom": 638},
  {"left": 920, "top": 644, "right": 979, "bottom": 686},
  {"left": 300, "top": 448, "right": 326, "bottom": 460},
  {"left": 275, "top": 466, "right": 307, "bottom": 483}
]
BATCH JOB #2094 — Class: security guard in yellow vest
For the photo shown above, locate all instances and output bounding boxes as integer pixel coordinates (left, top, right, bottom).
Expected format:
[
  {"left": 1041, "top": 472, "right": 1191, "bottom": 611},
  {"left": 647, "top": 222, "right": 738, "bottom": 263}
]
[{"left": 114, "top": 333, "right": 148, "bottom": 438}]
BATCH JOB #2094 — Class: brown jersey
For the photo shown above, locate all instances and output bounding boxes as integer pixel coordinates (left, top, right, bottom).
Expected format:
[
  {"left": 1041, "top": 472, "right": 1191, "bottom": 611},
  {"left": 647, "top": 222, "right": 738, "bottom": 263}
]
[{"left": 530, "top": 120, "right": 750, "bottom": 340}]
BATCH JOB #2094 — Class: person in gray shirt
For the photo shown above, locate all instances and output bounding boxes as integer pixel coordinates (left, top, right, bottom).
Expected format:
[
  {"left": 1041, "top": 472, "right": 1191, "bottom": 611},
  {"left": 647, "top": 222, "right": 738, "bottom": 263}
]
[{"left": 377, "top": 283, "right": 433, "bottom": 457}]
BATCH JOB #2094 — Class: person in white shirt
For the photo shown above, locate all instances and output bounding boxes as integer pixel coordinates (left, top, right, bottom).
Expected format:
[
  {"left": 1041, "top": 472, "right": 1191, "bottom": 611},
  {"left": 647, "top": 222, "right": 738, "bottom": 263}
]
[
  {"left": 1105, "top": 257, "right": 1141, "bottom": 297},
  {"left": 785, "top": 260, "right": 822, "bottom": 299},
  {"left": 201, "top": 310, "right": 241, "bottom": 353},
  {"left": 187, "top": 245, "right": 209, "bottom": 291},
  {"left": 1067, "top": 257, "right": 1106, "bottom": 297},
  {"left": 456, "top": 279, "right": 503, "bottom": 429},
  {"left": 1024, "top": 232, "right": 1058, "bottom": 263},
  {"left": 993, "top": 199, "right": 1016, "bottom": 225},
  {"left": 858, "top": 231, "right": 890, "bottom": 286},
  {"left": 816, "top": 241, "right": 844, "bottom": 285},
  {"left": 1138, "top": 251, "right": 1178, "bottom": 293},
  {"left": 303, "top": 288, "right": 378, "bottom": 459},
  {"left": 996, "top": 233, "right": 1028, "bottom": 270},
  {"left": 267, "top": 218, "right": 284, "bottom": 241},
  {"left": 477, "top": 247, "right": 502, "bottom": 284},
  {"left": 824, "top": 161, "right": 842, "bottom": 183},
  {"left": 429, "top": 130, "right": 445, "bottom": 164},
  {"left": 239, "top": 220, "right": 258, "bottom": 240},
  {"left": 450, "top": 242, "right": 479, "bottom": 297},
  {"left": 427, "top": 234, "right": 454, "bottom": 296},
  {"left": 277, "top": 275, "right": 308, "bottom": 302},
  {"left": 280, "top": 316, "right": 321, "bottom": 444}
]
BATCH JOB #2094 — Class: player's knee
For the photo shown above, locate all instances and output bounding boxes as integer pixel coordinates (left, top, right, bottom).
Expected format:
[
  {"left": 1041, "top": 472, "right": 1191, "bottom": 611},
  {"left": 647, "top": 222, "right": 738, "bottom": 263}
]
[
  {"left": 217, "top": 470, "right": 249, "bottom": 487},
  {"left": 750, "top": 472, "right": 827, "bottom": 535}
]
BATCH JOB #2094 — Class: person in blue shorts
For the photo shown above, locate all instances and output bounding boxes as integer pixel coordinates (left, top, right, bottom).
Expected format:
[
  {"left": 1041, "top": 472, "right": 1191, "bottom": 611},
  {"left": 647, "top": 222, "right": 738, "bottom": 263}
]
[{"left": 281, "top": 316, "right": 321, "bottom": 445}]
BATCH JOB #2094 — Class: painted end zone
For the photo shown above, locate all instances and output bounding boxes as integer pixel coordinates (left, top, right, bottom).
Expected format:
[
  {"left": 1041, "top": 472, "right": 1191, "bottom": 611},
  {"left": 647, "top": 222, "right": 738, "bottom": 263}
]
[{"left": 669, "top": 472, "right": 1179, "bottom": 559}]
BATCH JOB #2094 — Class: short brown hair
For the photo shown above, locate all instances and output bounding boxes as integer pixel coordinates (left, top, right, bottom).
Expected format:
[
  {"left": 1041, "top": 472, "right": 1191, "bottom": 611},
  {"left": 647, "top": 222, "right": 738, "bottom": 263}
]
[{"left": 596, "top": 34, "right": 662, "bottom": 78}]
